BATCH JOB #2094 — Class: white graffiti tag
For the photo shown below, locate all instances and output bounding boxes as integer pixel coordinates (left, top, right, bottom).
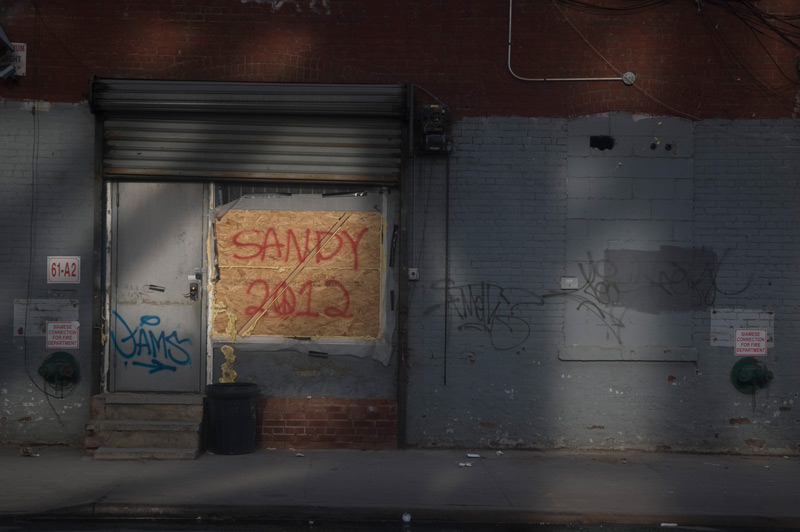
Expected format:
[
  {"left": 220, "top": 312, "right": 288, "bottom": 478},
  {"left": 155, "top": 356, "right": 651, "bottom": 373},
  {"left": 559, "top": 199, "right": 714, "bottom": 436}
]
[{"left": 240, "top": 0, "right": 330, "bottom": 14}]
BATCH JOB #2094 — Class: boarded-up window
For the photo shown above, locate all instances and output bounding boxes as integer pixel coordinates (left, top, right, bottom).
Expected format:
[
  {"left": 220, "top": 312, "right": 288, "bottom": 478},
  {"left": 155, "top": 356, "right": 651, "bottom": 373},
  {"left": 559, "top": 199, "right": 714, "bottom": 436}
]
[{"left": 213, "top": 209, "right": 383, "bottom": 339}]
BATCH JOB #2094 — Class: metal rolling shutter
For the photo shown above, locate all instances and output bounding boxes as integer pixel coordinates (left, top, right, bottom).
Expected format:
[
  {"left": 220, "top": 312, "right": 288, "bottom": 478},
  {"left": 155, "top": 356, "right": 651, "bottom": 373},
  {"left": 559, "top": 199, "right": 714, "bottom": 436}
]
[{"left": 91, "top": 79, "right": 408, "bottom": 184}]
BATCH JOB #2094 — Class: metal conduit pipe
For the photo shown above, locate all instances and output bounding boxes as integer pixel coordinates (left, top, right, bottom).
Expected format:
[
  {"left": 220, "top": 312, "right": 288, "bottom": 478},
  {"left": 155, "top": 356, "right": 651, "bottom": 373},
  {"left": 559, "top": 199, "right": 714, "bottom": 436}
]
[{"left": 507, "top": 0, "right": 636, "bottom": 85}]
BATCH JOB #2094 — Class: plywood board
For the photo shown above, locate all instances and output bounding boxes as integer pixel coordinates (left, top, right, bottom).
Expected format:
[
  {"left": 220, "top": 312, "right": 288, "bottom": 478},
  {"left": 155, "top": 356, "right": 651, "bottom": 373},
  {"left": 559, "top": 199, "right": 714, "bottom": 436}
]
[{"left": 213, "top": 210, "right": 383, "bottom": 339}]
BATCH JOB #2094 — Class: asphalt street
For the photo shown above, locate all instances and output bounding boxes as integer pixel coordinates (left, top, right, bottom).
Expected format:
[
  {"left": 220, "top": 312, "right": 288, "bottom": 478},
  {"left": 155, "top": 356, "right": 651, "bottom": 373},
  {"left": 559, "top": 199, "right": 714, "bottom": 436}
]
[{"left": 2, "top": 445, "right": 798, "bottom": 530}]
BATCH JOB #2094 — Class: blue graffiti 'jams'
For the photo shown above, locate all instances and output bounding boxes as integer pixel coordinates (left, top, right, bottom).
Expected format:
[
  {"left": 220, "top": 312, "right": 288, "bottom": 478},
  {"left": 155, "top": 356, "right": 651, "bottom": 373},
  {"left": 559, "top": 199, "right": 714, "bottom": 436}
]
[{"left": 110, "top": 311, "right": 192, "bottom": 373}]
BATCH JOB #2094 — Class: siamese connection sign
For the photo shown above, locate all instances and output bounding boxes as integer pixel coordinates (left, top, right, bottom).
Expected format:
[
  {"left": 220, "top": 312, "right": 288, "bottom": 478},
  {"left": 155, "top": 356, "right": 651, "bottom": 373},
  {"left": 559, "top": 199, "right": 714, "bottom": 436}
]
[{"left": 213, "top": 210, "right": 383, "bottom": 339}]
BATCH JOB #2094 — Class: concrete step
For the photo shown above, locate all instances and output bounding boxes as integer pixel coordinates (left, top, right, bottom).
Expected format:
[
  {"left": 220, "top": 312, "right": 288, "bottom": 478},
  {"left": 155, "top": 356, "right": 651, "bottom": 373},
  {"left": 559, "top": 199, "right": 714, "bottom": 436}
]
[
  {"left": 93, "top": 393, "right": 205, "bottom": 422},
  {"left": 95, "top": 420, "right": 202, "bottom": 449},
  {"left": 104, "top": 403, "right": 204, "bottom": 422},
  {"left": 93, "top": 447, "right": 200, "bottom": 460},
  {"left": 96, "top": 420, "right": 200, "bottom": 431},
  {"left": 87, "top": 393, "right": 206, "bottom": 460},
  {"left": 102, "top": 393, "right": 205, "bottom": 405}
]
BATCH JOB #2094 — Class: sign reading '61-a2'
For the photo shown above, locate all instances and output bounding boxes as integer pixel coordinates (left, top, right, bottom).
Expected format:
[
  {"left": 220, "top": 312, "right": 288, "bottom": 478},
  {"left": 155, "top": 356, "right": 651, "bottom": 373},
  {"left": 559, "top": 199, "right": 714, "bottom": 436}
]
[{"left": 47, "top": 256, "right": 80, "bottom": 284}]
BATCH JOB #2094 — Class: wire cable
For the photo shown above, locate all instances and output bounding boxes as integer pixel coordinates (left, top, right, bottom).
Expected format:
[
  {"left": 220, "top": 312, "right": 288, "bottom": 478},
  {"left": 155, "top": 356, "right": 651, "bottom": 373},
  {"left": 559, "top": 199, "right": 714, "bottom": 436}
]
[
  {"left": 509, "top": 0, "right": 634, "bottom": 83},
  {"left": 551, "top": 0, "right": 705, "bottom": 119},
  {"left": 442, "top": 154, "right": 450, "bottom": 387},
  {"left": 554, "top": 0, "right": 800, "bottom": 121},
  {"left": 31, "top": 0, "right": 94, "bottom": 75},
  {"left": 21, "top": 3, "right": 68, "bottom": 426},
  {"left": 699, "top": 2, "right": 800, "bottom": 114},
  {"left": 550, "top": 0, "right": 800, "bottom": 113}
]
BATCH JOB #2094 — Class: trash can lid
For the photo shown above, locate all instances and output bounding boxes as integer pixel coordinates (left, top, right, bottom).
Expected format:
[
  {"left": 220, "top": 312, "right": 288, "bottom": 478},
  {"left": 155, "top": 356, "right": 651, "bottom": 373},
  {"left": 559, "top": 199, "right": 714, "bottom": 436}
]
[{"left": 206, "top": 382, "right": 260, "bottom": 398}]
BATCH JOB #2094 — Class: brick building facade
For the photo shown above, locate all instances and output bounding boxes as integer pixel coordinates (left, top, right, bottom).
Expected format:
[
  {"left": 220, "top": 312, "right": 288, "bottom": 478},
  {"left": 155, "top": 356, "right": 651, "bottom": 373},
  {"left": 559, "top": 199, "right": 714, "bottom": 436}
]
[{"left": 1, "top": 0, "right": 798, "bottom": 455}]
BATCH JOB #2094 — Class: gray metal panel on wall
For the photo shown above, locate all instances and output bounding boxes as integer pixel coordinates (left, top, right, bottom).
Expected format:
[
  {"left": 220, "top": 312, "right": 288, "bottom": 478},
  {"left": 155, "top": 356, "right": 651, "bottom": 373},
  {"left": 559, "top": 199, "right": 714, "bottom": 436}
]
[{"left": 91, "top": 79, "right": 407, "bottom": 184}]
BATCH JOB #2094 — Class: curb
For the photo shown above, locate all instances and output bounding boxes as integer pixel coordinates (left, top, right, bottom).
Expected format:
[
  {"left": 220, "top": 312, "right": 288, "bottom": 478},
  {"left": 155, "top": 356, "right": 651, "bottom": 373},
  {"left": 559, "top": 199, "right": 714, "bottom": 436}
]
[{"left": 5, "top": 503, "right": 800, "bottom": 530}]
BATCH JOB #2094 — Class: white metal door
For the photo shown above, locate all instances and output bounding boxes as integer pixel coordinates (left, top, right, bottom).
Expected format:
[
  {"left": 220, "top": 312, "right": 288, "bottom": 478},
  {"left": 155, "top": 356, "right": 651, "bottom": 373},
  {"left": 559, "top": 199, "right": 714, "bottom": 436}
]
[{"left": 109, "top": 182, "right": 206, "bottom": 392}]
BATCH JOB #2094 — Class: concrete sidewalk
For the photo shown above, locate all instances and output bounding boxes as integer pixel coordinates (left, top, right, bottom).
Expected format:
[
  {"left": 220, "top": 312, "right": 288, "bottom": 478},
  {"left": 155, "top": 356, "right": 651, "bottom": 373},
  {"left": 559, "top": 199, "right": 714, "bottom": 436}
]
[{"left": 1, "top": 445, "right": 799, "bottom": 529}]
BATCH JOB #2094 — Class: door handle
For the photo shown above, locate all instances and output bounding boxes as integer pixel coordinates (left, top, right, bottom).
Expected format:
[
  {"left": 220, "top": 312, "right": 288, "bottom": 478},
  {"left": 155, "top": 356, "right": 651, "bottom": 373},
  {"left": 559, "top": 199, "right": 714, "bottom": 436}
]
[
  {"left": 184, "top": 272, "right": 202, "bottom": 300},
  {"left": 185, "top": 282, "right": 199, "bottom": 301}
]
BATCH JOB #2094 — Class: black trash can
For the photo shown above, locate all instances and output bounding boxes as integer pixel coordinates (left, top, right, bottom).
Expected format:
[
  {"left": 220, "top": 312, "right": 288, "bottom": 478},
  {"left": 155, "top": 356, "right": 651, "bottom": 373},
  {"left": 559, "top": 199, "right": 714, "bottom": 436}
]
[{"left": 206, "top": 382, "right": 260, "bottom": 455}]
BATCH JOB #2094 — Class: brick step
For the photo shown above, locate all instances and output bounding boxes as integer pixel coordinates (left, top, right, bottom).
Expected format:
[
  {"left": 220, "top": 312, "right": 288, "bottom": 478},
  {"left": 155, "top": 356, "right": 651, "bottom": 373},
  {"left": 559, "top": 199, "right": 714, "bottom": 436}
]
[{"left": 93, "top": 447, "right": 200, "bottom": 460}]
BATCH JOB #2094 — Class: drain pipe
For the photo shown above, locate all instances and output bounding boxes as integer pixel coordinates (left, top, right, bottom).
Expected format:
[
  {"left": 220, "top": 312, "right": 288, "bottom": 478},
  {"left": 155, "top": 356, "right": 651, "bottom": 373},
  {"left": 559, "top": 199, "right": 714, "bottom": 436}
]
[{"left": 507, "top": 0, "right": 636, "bottom": 85}]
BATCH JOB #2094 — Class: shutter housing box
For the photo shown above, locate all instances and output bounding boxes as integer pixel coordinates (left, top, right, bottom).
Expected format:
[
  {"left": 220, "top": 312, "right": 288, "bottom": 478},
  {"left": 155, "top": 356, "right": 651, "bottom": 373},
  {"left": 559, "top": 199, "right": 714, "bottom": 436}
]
[{"left": 91, "top": 79, "right": 409, "bottom": 184}]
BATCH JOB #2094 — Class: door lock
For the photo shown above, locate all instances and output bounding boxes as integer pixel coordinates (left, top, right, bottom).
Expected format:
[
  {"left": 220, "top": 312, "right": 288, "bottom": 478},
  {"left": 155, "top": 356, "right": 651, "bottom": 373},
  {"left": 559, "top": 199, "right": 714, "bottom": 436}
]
[
  {"left": 185, "top": 282, "right": 199, "bottom": 301},
  {"left": 184, "top": 271, "right": 202, "bottom": 301}
]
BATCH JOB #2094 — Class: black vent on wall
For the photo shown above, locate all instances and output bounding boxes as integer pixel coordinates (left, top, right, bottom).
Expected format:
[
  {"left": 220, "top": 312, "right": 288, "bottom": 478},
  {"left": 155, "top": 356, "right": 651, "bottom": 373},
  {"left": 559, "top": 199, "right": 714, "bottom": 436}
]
[{"left": 590, "top": 136, "right": 615, "bottom": 151}]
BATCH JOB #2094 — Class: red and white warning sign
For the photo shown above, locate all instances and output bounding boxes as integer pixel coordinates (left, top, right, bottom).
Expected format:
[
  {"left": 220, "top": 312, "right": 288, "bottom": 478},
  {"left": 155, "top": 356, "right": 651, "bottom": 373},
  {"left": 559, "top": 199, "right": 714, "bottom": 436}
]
[
  {"left": 46, "top": 321, "right": 79, "bottom": 349},
  {"left": 734, "top": 328, "right": 767, "bottom": 356},
  {"left": 9, "top": 43, "right": 26, "bottom": 76},
  {"left": 47, "top": 256, "right": 80, "bottom": 284}
]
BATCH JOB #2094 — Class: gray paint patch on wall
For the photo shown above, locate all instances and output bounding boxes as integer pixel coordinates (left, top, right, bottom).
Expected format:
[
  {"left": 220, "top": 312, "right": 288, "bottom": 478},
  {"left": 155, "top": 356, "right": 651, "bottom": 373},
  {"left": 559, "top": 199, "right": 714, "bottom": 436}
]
[
  {"left": 603, "top": 246, "right": 725, "bottom": 312},
  {"left": 564, "top": 114, "right": 698, "bottom": 359}
]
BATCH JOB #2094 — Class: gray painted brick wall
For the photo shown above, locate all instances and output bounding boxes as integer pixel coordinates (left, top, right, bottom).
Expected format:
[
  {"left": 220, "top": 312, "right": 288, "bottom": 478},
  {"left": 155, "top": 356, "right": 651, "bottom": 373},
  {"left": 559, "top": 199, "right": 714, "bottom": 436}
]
[
  {"left": 692, "top": 119, "right": 800, "bottom": 450},
  {"left": 405, "top": 113, "right": 800, "bottom": 454},
  {"left": 406, "top": 117, "right": 569, "bottom": 448},
  {"left": 1, "top": 101, "right": 797, "bottom": 454},
  {"left": 0, "top": 102, "right": 95, "bottom": 445}
]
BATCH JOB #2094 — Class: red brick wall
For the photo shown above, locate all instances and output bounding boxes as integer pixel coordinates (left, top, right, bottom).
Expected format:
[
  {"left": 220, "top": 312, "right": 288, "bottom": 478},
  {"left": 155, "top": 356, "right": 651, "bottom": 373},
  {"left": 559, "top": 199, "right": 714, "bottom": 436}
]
[
  {"left": 258, "top": 397, "right": 398, "bottom": 450},
  {"left": 1, "top": 0, "right": 799, "bottom": 119}
]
